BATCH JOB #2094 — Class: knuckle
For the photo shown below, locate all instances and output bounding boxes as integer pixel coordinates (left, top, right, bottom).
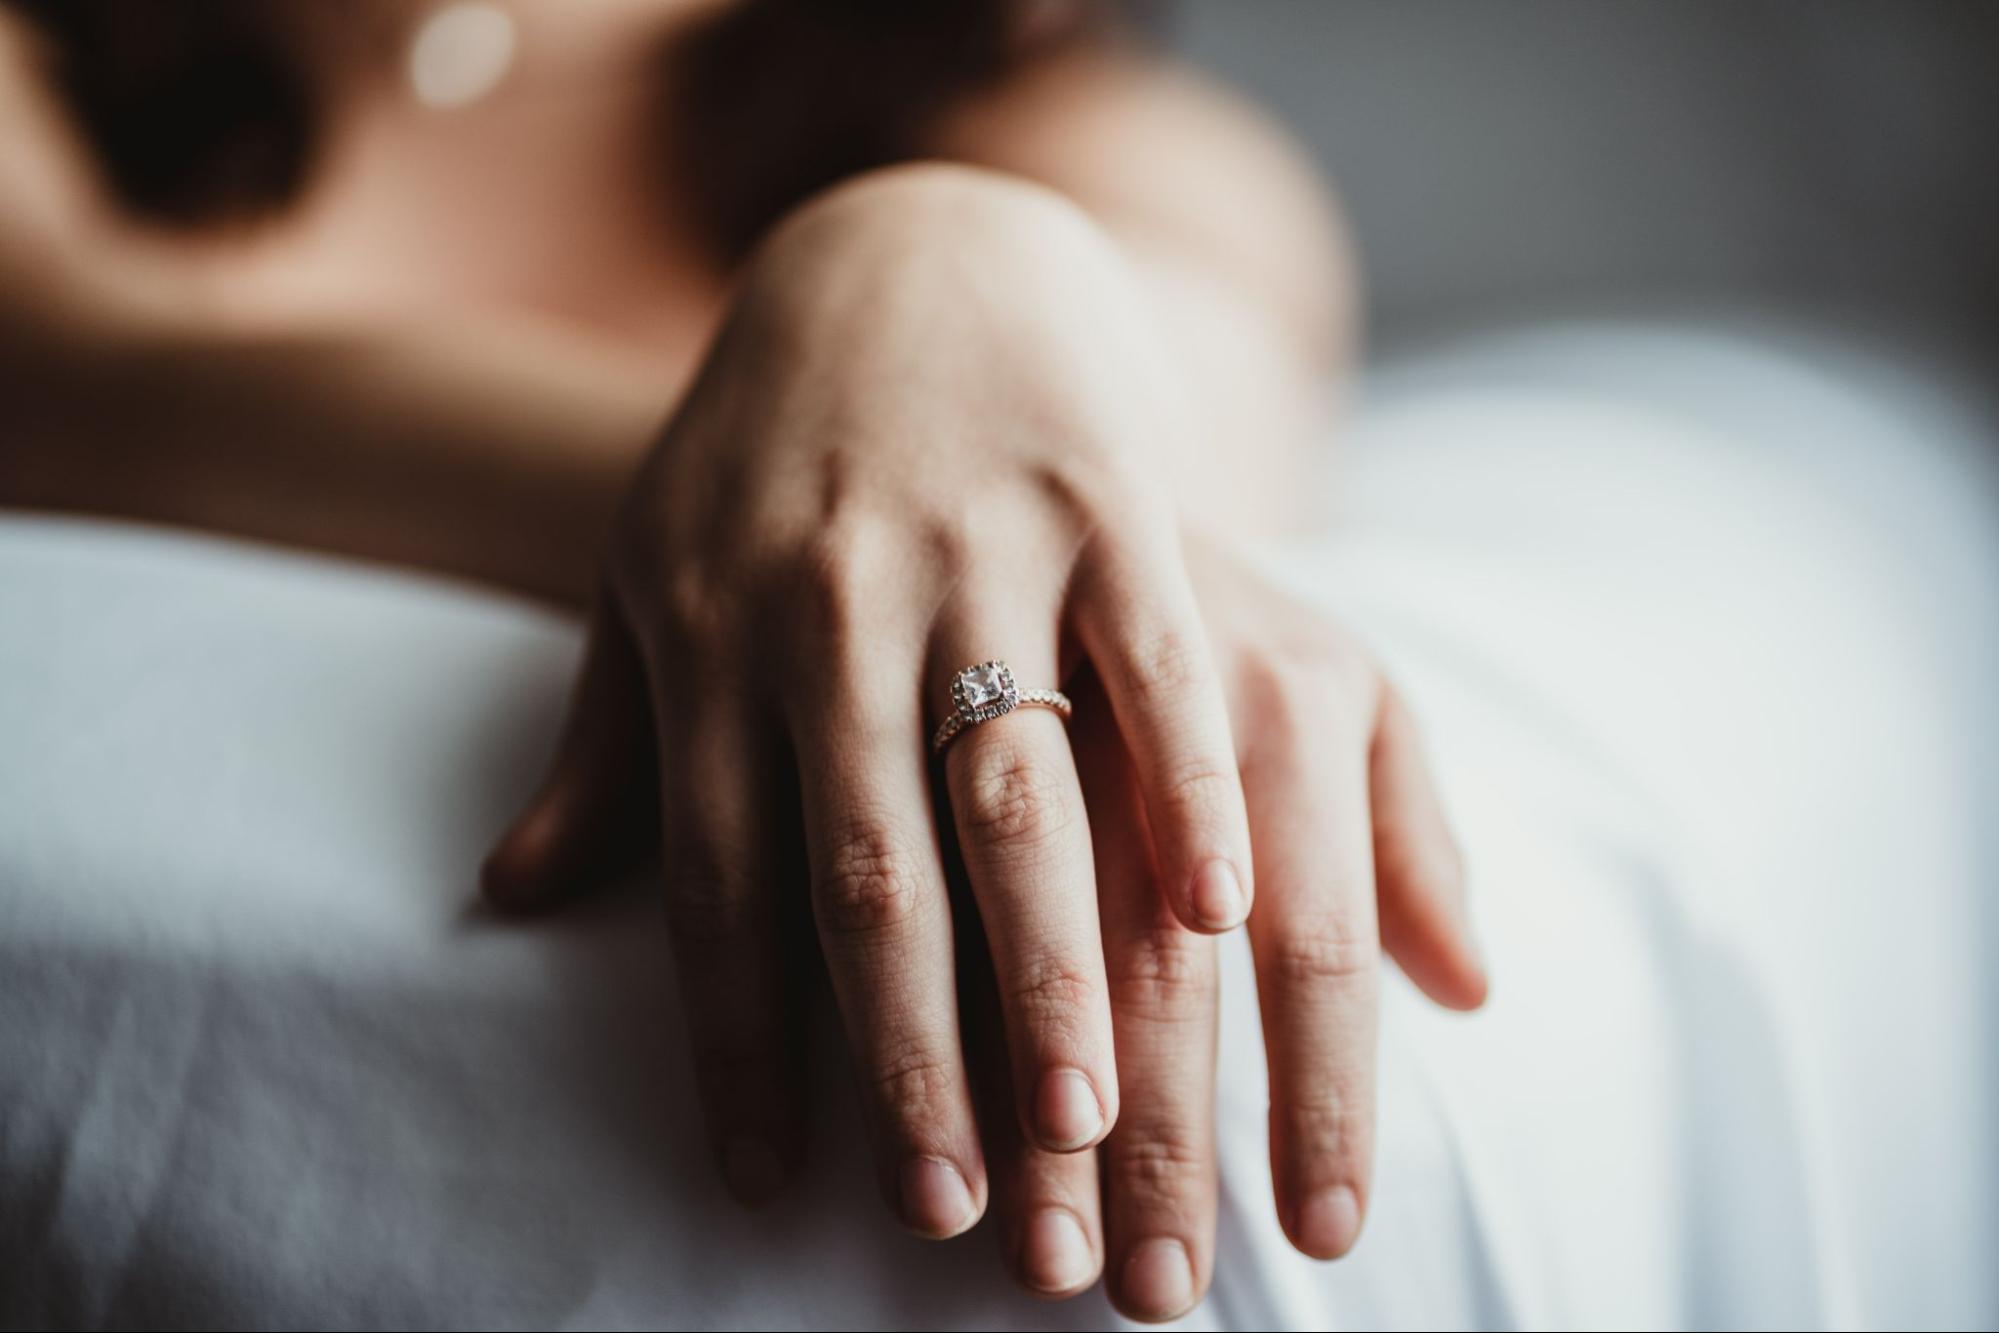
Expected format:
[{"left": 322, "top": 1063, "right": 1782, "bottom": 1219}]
[
  {"left": 1113, "top": 621, "right": 1208, "bottom": 709},
  {"left": 1280, "top": 1088, "right": 1372, "bottom": 1175},
  {"left": 788, "top": 521, "right": 884, "bottom": 641},
  {"left": 1239, "top": 651, "right": 1318, "bottom": 723},
  {"left": 956, "top": 738, "right": 1075, "bottom": 851},
  {"left": 1112, "top": 925, "right": 1213, "bottom": 1017},
  {"left": 1241, "top": 639, "right": 1377, "bottom": 728},
  {"left": 665, "top": 848, "right": 753, "bottom": 945},
  {"left": 662, "top": 565, "right": 727, "bottom": 644},
  {"left": 1268, "top": 915, "right": 1380, "bottom": 996},
  {"left": 1160, "top": 761, "right": 1239, "bottom": 830},
  {"left": 1030, "top": 454, "right": 1131, "bottom": 533},
  {"left": 608, "top": 540, "right": 726, "bottom": 651},
  {"left": 869, "top": 1041, "right": 960, "bottom": 1123},
  {"left": 816, "top": 824, "right": 933, "bottom": 938},
  {"left": 1284, "top": 1084, "right": 1367, "bottom": 1146},
  {"left": 913, "top": 512, "right": 974, "bottom": 580},
  {"left": 1108, "top": 1127, "right": 1209, "bottom": 1206},
  {"left": 1006, "top": 957, "right": 1100, "bottom": 1026}
]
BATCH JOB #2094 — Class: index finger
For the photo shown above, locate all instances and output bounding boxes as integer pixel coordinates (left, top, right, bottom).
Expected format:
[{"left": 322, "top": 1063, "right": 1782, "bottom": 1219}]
[
  {"left": 787, "top": 648, "right": 988, "bottom": 1239},
  {"left": 1069, "top": 675, "right": 1220, "bottom": 1324}
]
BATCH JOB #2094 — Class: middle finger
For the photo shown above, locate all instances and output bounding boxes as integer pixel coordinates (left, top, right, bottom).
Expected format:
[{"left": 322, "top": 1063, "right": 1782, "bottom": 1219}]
[
  {"left": 1070, "top": 679, "right": 1221, "bottom": 1324},
  {"left": 787, "top": 637, "right": 986, "bottom": 1239}
]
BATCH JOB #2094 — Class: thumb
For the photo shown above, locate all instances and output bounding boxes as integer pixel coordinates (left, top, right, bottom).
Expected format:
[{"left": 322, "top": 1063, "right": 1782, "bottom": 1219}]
[{"left": 482, "top": 590, "right": 658, "bottom": 912}]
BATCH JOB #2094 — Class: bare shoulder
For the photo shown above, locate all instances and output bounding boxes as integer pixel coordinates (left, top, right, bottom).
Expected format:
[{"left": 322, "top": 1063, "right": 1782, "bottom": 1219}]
[
  {"left": 0, "top": 9, "right": 106, "bottom": 257},
  {"left": 924, "top": 47, "right": 1355, "bottom": 358}
]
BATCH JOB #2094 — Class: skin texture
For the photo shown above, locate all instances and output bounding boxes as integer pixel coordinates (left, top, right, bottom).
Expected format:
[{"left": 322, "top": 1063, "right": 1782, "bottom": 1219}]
[{"left": 0, "top": 5, "right": 1487, "bottom": 1320}]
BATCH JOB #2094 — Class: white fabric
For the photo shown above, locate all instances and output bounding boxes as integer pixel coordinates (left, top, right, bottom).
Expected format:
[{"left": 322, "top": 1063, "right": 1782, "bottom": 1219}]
[{"left": 3, "top": 318, "right": 1994, "bottom": 1330}]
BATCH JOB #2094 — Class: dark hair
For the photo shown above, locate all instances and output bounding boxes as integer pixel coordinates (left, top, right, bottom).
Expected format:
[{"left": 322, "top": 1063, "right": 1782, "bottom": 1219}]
[
  {"left": 8, "top": 0, "right": 1156, "bottom": 244},
  {"left": 9, "top": 0, "right": 315, "bottom": 227},
  {"left": 668, "top": 0, "right": 1156, "bottom": 258}
]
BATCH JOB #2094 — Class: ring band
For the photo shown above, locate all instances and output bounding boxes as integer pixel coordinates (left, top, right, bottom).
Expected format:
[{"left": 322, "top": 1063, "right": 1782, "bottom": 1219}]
[{"left": 931, "top": 660, "right": 1073, "bottom": 756}]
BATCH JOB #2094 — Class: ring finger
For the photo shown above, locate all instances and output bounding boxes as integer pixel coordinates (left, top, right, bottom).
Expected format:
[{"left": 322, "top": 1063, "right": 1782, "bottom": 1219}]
[{"left": 931, "top": 591, "right": 1118, "bottom": 1156}]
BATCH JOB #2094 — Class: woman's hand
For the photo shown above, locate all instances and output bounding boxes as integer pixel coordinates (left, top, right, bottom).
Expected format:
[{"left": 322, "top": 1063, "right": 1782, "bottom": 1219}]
[
  {"left": 482, "top": 163, "right": 1486, "bottom": 1321},
  {"left": 485, "top": 165, "right": 1262, "bottom": 1233}
]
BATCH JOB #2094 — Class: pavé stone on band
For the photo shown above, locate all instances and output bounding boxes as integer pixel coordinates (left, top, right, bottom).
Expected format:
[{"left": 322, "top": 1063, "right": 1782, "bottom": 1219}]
[{"left": 930, "top": 660, "right": 1073, "bottom": 756}]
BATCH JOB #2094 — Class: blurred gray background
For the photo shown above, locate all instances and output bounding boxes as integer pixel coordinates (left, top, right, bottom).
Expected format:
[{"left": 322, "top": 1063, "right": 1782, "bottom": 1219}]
[{"left": 1173, "top": 1, "right": 1999, "bottom": 357}]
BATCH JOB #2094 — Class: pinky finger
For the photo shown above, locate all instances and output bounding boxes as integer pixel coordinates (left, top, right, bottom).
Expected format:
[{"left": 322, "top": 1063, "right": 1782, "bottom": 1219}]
[{"left": 1371, "top": 684, "right": 1487, "bottom": 1011}]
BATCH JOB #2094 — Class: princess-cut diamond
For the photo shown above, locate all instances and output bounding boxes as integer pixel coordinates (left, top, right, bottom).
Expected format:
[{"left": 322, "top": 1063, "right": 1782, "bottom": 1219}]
[{"left": 960, "top": 663, "right": 1009, "bottom": 709}]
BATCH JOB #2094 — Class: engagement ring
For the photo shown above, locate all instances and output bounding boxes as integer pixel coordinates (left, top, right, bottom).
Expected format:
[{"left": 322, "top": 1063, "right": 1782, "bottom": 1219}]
[{"left": 931, "top": 660, "right": 1072, "bottom": 756}]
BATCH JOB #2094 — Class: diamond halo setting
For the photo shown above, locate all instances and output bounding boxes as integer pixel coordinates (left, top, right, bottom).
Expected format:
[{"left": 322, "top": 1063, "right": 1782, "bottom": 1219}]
[
  {"left": 932, "top": 659, "right": 1073, "bottom": 756},
  {"left": 952, "top": 660, "right": 1020, "bottom": 722}
]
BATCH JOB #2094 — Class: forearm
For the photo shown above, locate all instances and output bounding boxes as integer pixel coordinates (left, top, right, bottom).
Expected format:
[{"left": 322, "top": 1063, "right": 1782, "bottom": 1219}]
[
  {"left": 1, "top": 53, "right": 1342, "bottom": 608},
  {"left": 2, "top": 306, "right": 667, "bottom": 607}
]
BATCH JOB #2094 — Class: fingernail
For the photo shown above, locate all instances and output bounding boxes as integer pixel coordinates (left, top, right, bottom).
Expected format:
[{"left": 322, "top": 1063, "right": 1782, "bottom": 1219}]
[
  {"left": 1034, "top": 1068, "right": 1105, "bottom": 1150},
  {"left": 899, "top": 1156, "right": 978, "bottom": 1238},
  {"left": 1190, "top": 859, "right": 1246, "bottom": 930},
  {"left": 1021, "top": 1208, "right": 1094, "bottom": 1294},
  {"left": 1121, "top": 1237, "right": 1195, "bottom": 1320},
  {"left": 1295, "top": 1185, "right": 1362, "bottom": 1258},
  {"left": 721, "top": 1137, "right": 783, "bottom": 1206}
]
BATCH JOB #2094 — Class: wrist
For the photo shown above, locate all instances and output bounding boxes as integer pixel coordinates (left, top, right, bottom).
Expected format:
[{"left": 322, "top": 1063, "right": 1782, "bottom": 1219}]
[{"left": 740, "top": 161, "right": 1144, "bottom": 346}]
